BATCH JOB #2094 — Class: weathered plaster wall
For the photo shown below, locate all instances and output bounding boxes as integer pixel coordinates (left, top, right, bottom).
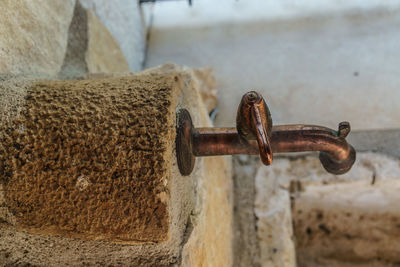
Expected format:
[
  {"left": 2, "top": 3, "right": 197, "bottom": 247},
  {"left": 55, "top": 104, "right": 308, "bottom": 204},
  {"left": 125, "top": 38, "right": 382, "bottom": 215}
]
[{"left": 146, "top": 1, "right": 400, "bottom": 131}]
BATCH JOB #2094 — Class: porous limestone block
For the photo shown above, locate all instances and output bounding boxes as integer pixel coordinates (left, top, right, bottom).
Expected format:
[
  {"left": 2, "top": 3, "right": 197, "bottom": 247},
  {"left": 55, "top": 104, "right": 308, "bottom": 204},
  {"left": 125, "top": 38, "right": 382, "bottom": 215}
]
[
  {"left": 0, "top": 0, "right": 75, "bottom": 75},
  {"left": 0, "top": 64, "right": 233, "bottom": 266}
]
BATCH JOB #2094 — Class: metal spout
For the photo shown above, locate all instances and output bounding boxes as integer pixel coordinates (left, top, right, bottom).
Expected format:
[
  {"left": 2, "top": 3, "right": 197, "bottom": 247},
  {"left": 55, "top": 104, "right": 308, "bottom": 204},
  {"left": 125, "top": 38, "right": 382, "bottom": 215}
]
[{"left": 176, "top": 91, "right": 356, "bottom": 176}]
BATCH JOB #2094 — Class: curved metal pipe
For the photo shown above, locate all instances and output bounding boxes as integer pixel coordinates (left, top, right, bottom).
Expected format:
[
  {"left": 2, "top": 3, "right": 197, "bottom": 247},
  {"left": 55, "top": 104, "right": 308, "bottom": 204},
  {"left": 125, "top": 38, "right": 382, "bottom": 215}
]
[
  {"left": 192, "top": 124, "right": 355, "bottom": 174},
  {"left": 176, "top": 91, "right": 356, "bottom": 176}
]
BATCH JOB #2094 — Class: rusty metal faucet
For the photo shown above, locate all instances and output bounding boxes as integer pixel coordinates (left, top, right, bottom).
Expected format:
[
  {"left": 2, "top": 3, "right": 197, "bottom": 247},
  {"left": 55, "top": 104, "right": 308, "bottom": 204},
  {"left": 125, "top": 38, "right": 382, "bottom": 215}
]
[{"left": 176, "top": 91, "right": 356, "bottom": 176}]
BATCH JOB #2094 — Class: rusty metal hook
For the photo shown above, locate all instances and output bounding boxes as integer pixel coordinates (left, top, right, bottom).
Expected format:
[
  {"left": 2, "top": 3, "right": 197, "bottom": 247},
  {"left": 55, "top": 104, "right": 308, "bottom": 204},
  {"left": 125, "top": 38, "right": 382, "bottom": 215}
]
[{"left": 176, "top": 91, "right": 356, "bottom": 176}]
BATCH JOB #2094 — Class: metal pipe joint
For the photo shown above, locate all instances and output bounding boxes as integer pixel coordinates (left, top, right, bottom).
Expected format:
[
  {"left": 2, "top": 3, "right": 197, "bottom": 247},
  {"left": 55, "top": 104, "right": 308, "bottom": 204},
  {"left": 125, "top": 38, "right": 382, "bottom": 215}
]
[{"left": 176, "top": 91, "right": 356, "bottom": 176}]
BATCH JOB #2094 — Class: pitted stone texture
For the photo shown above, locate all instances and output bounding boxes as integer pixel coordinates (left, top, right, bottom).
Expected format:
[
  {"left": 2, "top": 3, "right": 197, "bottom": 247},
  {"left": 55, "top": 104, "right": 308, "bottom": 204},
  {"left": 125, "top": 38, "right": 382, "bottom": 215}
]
[
  {"left": 1, "top": 75, "right": 177, "bottom": 242},
  {"left": 0, "top": 0, "right": 75, "bottom": 75},
  {"left": 0, "top": 70, "right": 183, "bottom": 266},
  {"left": 0, "top": 64, "right": 232, "bottom": 266}
]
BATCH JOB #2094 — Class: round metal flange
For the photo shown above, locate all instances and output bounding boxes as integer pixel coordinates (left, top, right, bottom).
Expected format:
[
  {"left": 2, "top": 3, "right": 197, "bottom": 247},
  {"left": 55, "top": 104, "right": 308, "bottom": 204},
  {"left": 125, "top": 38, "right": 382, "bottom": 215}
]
[{"left": 176, "top": 109, "right": 195, "bottom": 176}]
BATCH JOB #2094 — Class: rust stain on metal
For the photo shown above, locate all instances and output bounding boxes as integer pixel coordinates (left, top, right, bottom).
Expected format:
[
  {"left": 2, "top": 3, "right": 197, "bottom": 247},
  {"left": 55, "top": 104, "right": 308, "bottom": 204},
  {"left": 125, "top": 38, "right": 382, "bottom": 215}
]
[{"left": 176, "top": 91, "right": 356, "bottom": 176}]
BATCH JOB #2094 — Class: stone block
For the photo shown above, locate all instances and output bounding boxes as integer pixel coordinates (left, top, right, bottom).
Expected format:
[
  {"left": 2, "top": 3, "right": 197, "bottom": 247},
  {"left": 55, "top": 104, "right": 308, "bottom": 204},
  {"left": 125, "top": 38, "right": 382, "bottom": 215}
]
[
  {"left": 59, "top": 1, "right": 130, "bottom": 79},
  {"left": 0, "top": 64, "right": 232, "bottom": 266},
  {"left": 79, "top": 0, "right": 146, "bottom": 72},
  {"left": 0, "top": 0, "right": 75, "bottom": 76}
]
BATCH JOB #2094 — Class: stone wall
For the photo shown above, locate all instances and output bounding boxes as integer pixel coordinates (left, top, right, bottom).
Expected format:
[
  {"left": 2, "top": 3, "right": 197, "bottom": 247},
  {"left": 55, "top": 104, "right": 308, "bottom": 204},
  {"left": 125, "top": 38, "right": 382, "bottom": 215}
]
[
  {"left": 0, "top": 64, "right": 233, "bottom": 266},
  {"left": 232, "top": 152, "right": 400, "bottom": 267},
  {"left": 0, "top": 0, "right": 145, "bottom": 78},
  {"left": 0, "top": 1, "right": 233, "bottom": 265}
]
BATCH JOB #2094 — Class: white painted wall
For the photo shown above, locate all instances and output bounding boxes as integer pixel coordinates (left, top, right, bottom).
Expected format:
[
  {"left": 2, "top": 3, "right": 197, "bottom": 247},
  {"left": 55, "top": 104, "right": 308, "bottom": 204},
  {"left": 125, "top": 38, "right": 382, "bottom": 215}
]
[{"left": 145, "top": 0, "right": 400, "bottom": 130}]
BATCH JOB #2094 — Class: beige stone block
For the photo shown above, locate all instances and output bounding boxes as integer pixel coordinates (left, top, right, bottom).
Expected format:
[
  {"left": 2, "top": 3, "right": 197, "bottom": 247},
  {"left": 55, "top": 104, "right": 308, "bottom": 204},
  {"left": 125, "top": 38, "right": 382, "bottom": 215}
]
[
  {"left": 181, "top": 156, "right": 233, "bottom": 267},
  {"left": 294, "top": 179, "right": 400, "bottom": 267},
  {"left": 59, "top": 2, "right": 130, "bottom": 78},
  {"left": 85, "top": 10, "right": 130, "bottom": 74},
  {"left": 144, "top": 63, "right": 234, "bottom": 267},
  {"left": 258, "top": 152, "right": 400, "bottom": 266},
  {"left": 79, "top": 0, "right": 146, "bottom": 72},
  {"left": 0, "top": 0, "right": 75, "bottom": 76},
  {"left": 192, "top": 67, "right": 218, "bottom": 113},
  {"left": 0, "top": 64, "right": 232, "bottom": 266},
  {"left": 288, "top": 153, "right": 400, "bottom": 266}
]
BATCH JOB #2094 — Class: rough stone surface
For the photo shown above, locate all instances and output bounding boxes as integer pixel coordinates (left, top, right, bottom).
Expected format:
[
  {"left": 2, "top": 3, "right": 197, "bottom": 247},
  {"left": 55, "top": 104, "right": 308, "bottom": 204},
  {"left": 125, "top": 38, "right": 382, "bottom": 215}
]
[
  {"left": 80, "top": 0, "right": 146, "bottom": 72},
  {"left": 233, "top": 151, "right": 400, "bottom": 267},
  {"left": 0, "top": 64, "right": 232, "bottom": 266},
  {"left": 255, "top": 152, "right": 400, "bottom": 266},
  {"left": 59, "top": 1, "right": 130, "bottom": 79},
  {"left": 294, "top": 180, "right": 400, "bottom": 267},
  {"left": 289, "top": 153, "right": 400, "bottom": 267},
  {"left": 1, "top": 76, "right": 176, "bottom": 242},
  {"left": 0, "top": 0, "right": 75, "bottom": 76},
  {"left": 0, "top": 75, "right": 35, "bottom": 130}
]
